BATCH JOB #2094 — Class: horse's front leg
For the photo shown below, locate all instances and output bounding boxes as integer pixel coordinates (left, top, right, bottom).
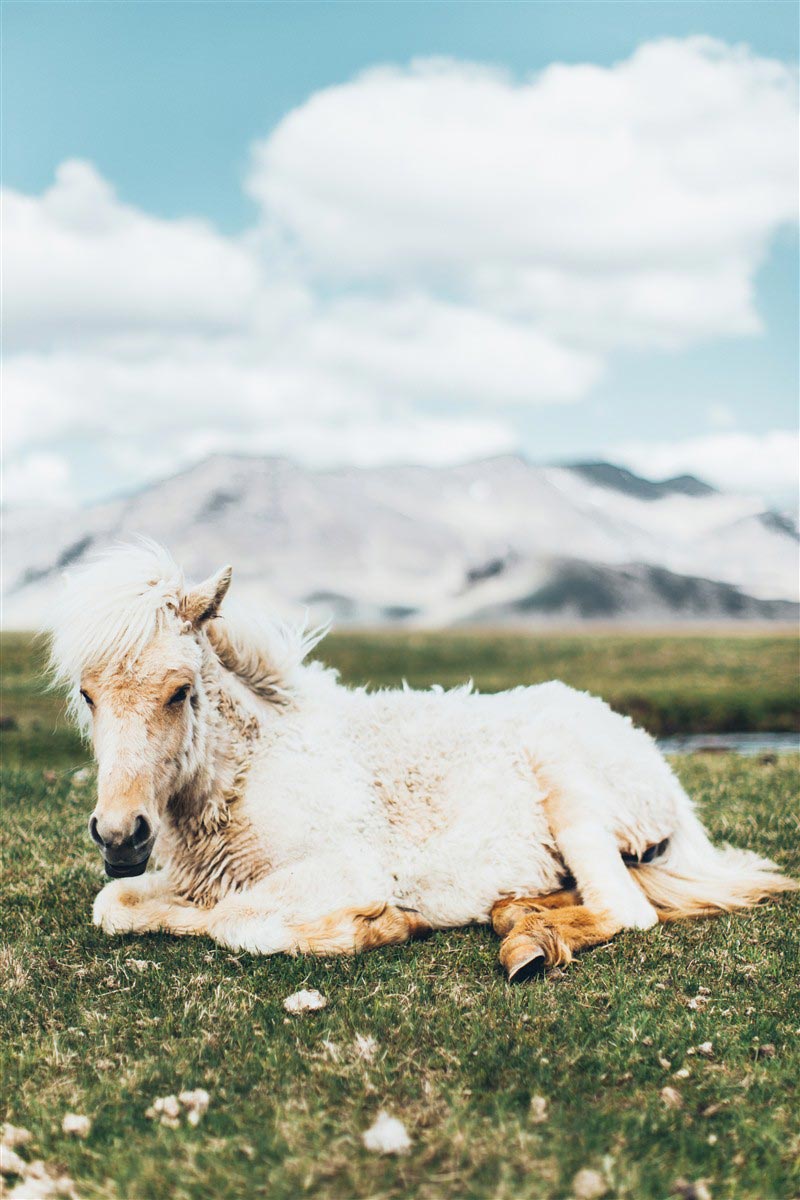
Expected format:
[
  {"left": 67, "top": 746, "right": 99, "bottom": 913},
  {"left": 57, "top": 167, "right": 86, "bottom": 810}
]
[
  {"left": 93, "top": 857, "right": 429, "bottom": 956},
  {"left": 92, "top": 870, "right": 184, "bottom": 935},
  {"left": 91, "top": 873, "right": 289, "bottom": 947}
]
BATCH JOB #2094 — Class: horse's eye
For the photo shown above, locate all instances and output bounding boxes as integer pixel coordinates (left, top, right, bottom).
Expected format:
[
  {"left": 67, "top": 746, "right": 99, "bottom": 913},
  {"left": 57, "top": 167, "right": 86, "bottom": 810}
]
[
  {"left": 80, "top": 689, "right": 94, "bottom": 708},
  {"left": 167, "top": 684, "right": 190, "bottom": 707}
]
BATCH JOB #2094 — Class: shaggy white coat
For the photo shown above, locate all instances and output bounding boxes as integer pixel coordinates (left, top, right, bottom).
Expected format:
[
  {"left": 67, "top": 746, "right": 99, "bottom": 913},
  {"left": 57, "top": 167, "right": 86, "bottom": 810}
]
[{"left": 48, "top": 542, "right": 792, "bottom": 956}]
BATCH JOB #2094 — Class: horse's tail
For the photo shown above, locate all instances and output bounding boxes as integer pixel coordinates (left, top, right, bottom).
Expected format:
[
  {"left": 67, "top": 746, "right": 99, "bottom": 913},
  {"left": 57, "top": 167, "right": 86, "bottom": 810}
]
[{"left": 634, "top": 809, "right": 797, "bottom": 919}]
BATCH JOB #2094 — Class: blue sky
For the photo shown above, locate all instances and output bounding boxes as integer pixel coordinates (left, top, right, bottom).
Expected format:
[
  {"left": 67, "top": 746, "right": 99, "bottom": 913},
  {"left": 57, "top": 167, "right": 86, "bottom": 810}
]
[{"left": 3, "top": 1, "right": 798, "bottom": 505}]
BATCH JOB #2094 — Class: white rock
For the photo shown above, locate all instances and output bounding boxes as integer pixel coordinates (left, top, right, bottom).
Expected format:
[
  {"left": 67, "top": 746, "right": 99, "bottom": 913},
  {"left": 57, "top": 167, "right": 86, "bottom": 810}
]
[
  {"left": 661, "top": 1086, "right": 683, "bottom": 1109},
  {"left": 362, "top": 1111, "right": 411, "bottom": 1155},
  {"left": 529, "top": 1095, "right": 548, "bottom": 1124},
  {"left": 1, "top": 1126, "right": 32, "bottom": 1150},
  {"left": 61, "top": 1114, "right": 91, "bottom": 1139},
  {"left": 178, "top": 1089, "right": 210, "bottom": 1127},
  {"left": 145, "top": 1094, "right": 181, "bottom": 1127},
  {"left": 6, "top": 1160, "right": 77, "bottom": 1199},
  {"left": 572, "top": 1167, "right": 608, "bottom": 1199},
  {"left": 0, "top": 1144, "right": 26, "bottom": 1177},
  {"left": 283, "top": 988, "right": 327, "bottom": 1014}
]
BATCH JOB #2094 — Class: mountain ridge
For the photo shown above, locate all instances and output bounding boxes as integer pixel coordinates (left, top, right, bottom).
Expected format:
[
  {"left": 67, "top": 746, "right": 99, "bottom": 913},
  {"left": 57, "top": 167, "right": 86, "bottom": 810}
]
[{"left": 3, "top": 454, "right": 797, "bottom": 628}]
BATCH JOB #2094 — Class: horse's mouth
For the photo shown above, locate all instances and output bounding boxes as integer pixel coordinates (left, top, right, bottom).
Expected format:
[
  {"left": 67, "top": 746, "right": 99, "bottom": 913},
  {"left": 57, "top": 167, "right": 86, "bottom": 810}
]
[{"left": 104, "top": 854, "right": 151, "bottom": 878}]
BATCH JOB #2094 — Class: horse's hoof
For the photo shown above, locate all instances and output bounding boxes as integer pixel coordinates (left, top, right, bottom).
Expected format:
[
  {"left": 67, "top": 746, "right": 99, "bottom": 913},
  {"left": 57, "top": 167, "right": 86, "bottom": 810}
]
[
  {"left": 507, "top": 948, "right": 546, "bottom": 982},
  {"left": 500, "top": 938, "right": 547, "bottom": 982}
]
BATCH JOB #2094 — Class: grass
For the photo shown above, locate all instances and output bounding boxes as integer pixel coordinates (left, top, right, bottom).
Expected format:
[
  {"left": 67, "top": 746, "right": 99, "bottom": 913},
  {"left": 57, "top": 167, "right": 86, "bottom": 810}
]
[
  {"left": 1, "top": 631, "right": 799, "bottom": 1199},
  {"left": 1, "top": 631, "right": 798, "bottom": 763},
  {"left": 319, "top": 630, "right": 800, "bottom": 736}
]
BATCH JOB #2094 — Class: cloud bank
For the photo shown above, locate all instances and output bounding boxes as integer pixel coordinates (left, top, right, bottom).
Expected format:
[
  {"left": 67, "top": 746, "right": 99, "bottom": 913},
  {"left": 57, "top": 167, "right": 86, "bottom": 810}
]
[{"left": 3, "top": 38, "right": 797, "bottom": 505}]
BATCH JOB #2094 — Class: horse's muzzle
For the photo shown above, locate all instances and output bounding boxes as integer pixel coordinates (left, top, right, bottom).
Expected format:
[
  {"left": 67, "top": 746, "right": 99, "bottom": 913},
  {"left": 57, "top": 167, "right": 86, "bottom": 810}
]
[{"left": 103, "top": 852, "right": 151, "bottom": 878}]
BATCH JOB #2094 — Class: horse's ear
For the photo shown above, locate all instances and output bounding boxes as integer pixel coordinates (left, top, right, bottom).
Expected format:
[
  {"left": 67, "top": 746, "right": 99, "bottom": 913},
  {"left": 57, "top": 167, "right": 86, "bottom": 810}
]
[{"left": 181, "top": 565, "right": 232, "bottom": 627}]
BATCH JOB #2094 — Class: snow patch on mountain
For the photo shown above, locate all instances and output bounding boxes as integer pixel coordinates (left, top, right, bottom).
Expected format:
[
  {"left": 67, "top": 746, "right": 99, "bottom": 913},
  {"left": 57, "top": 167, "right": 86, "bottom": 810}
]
[{"left": 2, "top": 455, "right": 797, "bottom": 628}]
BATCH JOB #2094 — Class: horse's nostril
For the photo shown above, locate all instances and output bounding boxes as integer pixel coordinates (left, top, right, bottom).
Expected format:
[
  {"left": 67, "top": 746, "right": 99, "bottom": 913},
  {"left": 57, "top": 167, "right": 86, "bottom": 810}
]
[
  {"left": 88, "top": 816, "right": 103, "bottom": 846},
  {"left": 133, "top": 814, "right": 152, "bottom": 847}
]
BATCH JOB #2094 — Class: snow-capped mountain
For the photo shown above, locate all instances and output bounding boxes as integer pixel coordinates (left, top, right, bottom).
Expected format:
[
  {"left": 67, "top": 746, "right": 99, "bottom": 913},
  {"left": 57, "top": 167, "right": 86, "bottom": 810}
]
[{"left": 3, "top": 455, "right": 798, "bottom": 627}]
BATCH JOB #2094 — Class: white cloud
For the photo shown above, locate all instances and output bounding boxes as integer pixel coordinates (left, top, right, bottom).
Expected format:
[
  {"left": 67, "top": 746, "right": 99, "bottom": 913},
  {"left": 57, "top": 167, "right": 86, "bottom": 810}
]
[
  {"left": 612, "top": 430, "right": 800, "bottom": 500},
  {"left": 1, "top": 38, "right": 797, "bottom": 505},
  {"left": 3, "top": 160, "right": 263, "bottom": 352},
  {"left": 249, "top": 39, "right": 797, "bottom": 348}
]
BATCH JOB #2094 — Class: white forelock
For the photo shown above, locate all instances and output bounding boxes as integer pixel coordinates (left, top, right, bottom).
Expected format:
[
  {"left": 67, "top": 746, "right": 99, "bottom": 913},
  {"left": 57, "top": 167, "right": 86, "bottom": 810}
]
[
  {"left": 47, "top": 539, "right": 186, "bottom": 689},
  {"left": 47, "top": 539, "right": 329, "bottom": 725}
]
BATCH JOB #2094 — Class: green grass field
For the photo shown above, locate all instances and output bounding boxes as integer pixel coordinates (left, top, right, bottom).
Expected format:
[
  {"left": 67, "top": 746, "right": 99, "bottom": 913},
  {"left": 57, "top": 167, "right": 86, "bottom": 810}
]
[{"left": 1, "top": 632, "right": 799, "bottom": 1199}]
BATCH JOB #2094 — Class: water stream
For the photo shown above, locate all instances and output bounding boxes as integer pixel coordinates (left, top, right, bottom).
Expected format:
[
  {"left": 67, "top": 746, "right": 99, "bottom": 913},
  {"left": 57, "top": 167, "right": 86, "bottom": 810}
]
[{"left": 658, "top": 732, "right": 800, "bottom": 756}]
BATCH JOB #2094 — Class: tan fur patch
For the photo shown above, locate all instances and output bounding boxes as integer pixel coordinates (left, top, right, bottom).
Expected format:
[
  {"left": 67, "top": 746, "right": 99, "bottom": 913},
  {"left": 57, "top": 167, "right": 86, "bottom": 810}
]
[
  {"left": 291, "top": 903, "right": 431, "bottom": 956},
  {"left": 491, "top": 889, "right": 582, "bottom": 936},
  {"left": 498, "top": 905, "right": 622, "bottom": 976}
]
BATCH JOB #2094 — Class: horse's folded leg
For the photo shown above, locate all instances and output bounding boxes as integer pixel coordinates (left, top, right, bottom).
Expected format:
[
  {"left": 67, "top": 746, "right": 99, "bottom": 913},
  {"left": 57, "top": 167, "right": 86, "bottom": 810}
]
[
  {"left": 498, "top": 905, "right": 622, "bottom": 981},
  {"left": 291, "top": 903, "right": 432, "bottom": 956},
  {"left": 490, "top": 888, "right": 581, "bottom": 936}
]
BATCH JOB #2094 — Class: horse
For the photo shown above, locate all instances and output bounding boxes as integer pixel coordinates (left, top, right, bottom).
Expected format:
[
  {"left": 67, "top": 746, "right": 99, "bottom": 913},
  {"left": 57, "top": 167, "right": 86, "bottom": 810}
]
[{"left": 48, "top": 541, "right": 795, "bottom": 980}]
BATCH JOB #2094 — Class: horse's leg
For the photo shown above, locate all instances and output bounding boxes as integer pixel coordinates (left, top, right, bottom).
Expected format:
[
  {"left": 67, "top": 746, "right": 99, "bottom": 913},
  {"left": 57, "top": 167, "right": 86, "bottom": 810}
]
[
  {"left": 96, "top": 890, "right": 429, "bottom": 956},
  {"left": 541, "top": 768, "right": 659, "bottom": 931},
  {"left": 93, "top": 853, "right": 429, "bottom": 956},
  {"left": 490, "top": 889, "right": 581, "bottom": 936},
  {"left": 498, "top": 904, "right": 623, "bottom": 980},
  {"left": 290, "top": 902, "right": 430, "bottom": 955},
  {"left": 94, "top": 883, "right": 293, "bottom": 949},
  {"left": 92, "top": 871, "right": 178, "bottom": 935}
]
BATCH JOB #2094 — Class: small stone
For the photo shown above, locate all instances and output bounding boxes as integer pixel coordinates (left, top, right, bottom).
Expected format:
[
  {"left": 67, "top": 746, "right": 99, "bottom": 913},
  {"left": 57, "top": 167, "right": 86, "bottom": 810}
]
[
  {"left": 696, "top": 1041, "right": 714, "bottom": 1058},
  {"left": 6, "top": 1160, "right": 78, "bottom": 1199},
  {"left": 756, "top": 1043, "right": 776, "bottom": 1059},
  {"left": 529, "top": 1095, "right": 548, "bottom": 1124},
  {"left": 178, "top": 1089, "right": 210, "bottom": 1127},
  {"left": 658, "top": 1056, "right": 671, "bottom": 1070},
  {"left": 61, "top": 1114, "right": 91, "bottom": 1139},
  {"left": 674, "top": 1067, "right": 690, "bottom": 1079},
  {"left": 1, "top": 1127, "right": 32, "bottom": 1150},
  {"left": 362, "top": 1111, "right": 411, "bottom": 1155},
  {"left": 660, "top": 1086, "right": 683, "bottom": 1109},
  {"left": 283, "top": 988, "right": 327, "bottom": 1014},
  {"left": 571, "top": 1167, "right": 609, "bottom": 1199},
  {"left": 0, "top": 1144, "right": 26, "bottom": 1177},
  {"left": 146, "top": 1094, "right": 181, "bottom": 1127}
]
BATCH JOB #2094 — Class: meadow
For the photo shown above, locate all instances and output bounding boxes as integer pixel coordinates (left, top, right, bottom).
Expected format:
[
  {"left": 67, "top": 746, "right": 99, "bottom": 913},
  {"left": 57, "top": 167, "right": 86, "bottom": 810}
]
[{"left": 1, "top": 631, "right": 799, "bottom": 1200}]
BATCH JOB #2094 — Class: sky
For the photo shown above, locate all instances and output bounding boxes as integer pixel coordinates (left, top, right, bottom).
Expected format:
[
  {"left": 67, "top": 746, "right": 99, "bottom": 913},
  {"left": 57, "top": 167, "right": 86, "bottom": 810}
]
[{"left": 2, "top": 1, "right": 798, "bottom": 508}]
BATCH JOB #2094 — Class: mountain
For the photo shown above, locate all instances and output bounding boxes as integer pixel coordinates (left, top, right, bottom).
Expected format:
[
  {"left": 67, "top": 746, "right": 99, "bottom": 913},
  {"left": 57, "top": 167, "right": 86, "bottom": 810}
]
[{"left": 3, "top": 454, "right": 798, "bottom": 627}]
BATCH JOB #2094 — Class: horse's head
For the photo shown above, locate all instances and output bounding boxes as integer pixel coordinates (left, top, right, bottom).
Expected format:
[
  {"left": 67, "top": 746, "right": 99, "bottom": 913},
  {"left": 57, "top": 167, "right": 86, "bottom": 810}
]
[{"left": 49, "top": 544, "right": 232, "bottom": 877}]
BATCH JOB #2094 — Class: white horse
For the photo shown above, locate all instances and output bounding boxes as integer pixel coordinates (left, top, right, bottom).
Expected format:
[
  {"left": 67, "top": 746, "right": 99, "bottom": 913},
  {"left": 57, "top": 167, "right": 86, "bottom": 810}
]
[{"left": 49, "top": 542, "right": 794, "bottom": 979}]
